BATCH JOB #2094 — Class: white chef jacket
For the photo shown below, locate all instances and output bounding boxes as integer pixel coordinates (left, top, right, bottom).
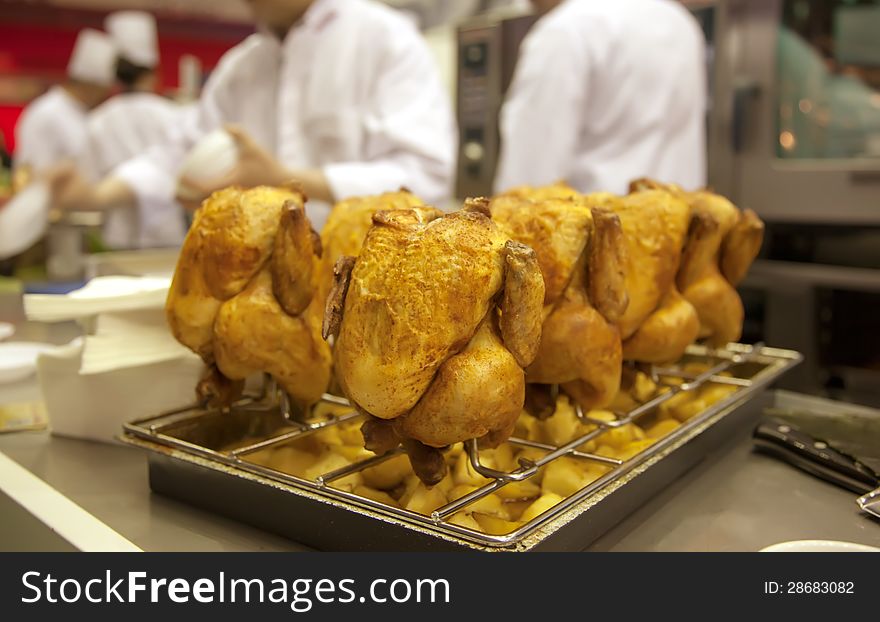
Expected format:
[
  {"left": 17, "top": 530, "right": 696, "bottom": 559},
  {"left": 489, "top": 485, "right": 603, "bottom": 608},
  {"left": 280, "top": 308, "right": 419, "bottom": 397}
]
[
  {"left": 14, "top": 86, "right": 90, "bottom": 175},
  {"left": 87, "top": 93, "right": 188, "bottom": 249},
  {"left": 115, "top": 0, "right": 457, "bottom": 233},
  {"left": 495, "top": 0, "right": 707, "bottom": 195}
]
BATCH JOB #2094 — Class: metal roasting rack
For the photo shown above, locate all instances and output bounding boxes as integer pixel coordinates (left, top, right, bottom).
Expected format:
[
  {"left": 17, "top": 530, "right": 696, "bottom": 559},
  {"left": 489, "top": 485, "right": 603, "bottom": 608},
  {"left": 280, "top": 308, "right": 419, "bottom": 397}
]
[{"left": 122, "top": 342, "right": 802, "bottom": 550}]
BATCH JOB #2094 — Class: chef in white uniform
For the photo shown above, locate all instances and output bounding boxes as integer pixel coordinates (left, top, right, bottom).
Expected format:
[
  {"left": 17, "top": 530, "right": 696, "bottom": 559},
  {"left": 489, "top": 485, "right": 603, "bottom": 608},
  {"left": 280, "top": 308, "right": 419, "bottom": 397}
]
[
  {"left": 88, "top": 11, "right": 187, "bottom": 249},
  {"left": 14, "top": 29, "right": 116, "bottom": 178},
  {"left": 494, "top": 0, "right": 707, "bottom": 195},
  {"left": 56, "top": 0, "right": 456, "bottom": 234}
]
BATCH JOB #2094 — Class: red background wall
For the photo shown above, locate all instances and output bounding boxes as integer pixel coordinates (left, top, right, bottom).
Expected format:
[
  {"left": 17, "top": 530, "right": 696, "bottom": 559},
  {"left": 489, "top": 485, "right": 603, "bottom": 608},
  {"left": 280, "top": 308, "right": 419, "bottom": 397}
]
[{"left": 0, "top": 2, "right": 253, "bottom": 154}]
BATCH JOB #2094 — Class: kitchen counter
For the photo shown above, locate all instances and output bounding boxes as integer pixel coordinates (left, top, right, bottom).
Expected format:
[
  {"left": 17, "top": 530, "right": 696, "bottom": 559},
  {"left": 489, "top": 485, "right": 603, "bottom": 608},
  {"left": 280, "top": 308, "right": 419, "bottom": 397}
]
[{"left": 2, "top": 293, "right": 878, "bottom": 552}]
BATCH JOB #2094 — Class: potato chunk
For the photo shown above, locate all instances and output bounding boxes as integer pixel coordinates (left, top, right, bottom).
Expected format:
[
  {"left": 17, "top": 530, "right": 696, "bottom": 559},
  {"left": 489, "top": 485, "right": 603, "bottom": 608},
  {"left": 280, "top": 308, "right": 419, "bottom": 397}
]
[
  {"left": 404, "top": 484, "right": 448, "bottom": 515},
  {"left": 541, "top": 458, "right": 608, "bottom": 497},
  {"left": 646, "top": 419, "right": 680, "bottom": 439},
  {"left": 472, "top": 513, "right": 523, "bottom": 535},
  {"left": 353, "top": 485, "right": 399, "bottom": 507},
  {"left": 361, "top": 454, "right": 411, "bottom": 490},
  {"left": 448, "top": 512, "right": 482, "bottom": 531},
  {"left": 519, "top": 493, "right": 563, "bottom": 523}
]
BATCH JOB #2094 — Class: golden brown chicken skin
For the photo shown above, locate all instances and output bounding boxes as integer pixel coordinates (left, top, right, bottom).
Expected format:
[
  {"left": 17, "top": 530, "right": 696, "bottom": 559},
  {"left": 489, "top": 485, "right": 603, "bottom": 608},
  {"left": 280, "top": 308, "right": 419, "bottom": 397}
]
[
  {"left": 629, "top": 178, "right": 764, "bottom": 348},
  {"left": 490, "top": 184, "right": 628, "bottom": 413},
  {"left": 166, "top": 185, "right": 331, "bottom": 409},
  {"left": 677, "top": 211, "right": 744, "bottom": 346},
  {"left": 721, "top": 208, "right": 765, "bottom": 286},
  {"left": 326, "top": 202, "right": 545, "bottom": 485},
  {"left": 318, "top": 189, "right": 426, "bottom": 302},
  {"left": 591, "top": 187, "right": 698, "bottom": 364},
  {"left": 621, "top": 286, "right": 700, "bottom": 363},
  {"left": 588, "top": 189, "right": 692, "bottom": 343}
]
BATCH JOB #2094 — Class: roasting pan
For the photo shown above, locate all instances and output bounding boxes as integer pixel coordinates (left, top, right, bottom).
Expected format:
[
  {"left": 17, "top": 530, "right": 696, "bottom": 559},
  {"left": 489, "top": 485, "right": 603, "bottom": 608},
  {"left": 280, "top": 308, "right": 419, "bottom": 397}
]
[{"left": 121, "top": 343, "right": 801, "bottom": 551}]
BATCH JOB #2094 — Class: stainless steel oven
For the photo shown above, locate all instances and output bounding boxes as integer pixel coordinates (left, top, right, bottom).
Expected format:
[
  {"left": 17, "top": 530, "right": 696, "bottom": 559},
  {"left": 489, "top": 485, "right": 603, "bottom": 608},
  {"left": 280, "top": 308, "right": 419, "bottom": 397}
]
[
  {"left": 455, "top": 13, "right": 537, "bottom": 199},
  {"left": 702, "top": 0, "right": 880, "bottom": 405},
  {"left": 707, "top": 0, "right": 880, "bottom": 223}
]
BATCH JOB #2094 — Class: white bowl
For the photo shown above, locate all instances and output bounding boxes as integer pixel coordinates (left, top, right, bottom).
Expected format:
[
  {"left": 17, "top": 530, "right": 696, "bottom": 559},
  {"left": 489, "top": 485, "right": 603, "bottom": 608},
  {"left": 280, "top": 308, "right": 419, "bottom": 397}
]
[
  {"left": 176, "top": 129, "right": 239, "bottom": 199},
  {"left": 0, "top": 322, "right": 13, "bottom": 341},
  {"left": 760, "top": 540, "right": 880, "bottom": 553},
  {"left": 0, "top": 341, "right": 55, "bottom": 384},
  {"left": 0, "top": 181, "right": 50, "bottom": 259}
]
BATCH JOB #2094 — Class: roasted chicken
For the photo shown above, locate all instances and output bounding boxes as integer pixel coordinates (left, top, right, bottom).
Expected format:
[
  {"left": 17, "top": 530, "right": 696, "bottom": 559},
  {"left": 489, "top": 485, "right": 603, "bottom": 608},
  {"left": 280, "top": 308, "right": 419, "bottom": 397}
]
[
  {"left": 324, "top": 200, "right": 545, "bottom": 485},
  {"left": 586, "top": 188, "right": 700, "bottom": 363},
  {"left": 630, "top": 179, "right": 764, "bottom": 347},
  {"left": 490, "top": 183, "right": 628, "bottom": 414},
  {"left": 318, "top": 189, "right": 425, "bottom": 301},
  {"left": 620, "top": 285, "right": 700, "bottom": 363},
  {"left": 166, "top": 185, "right": 332, "bottom": 410},
  {"left": 721, "top": 207, "right": 765, "bottom": 287}
]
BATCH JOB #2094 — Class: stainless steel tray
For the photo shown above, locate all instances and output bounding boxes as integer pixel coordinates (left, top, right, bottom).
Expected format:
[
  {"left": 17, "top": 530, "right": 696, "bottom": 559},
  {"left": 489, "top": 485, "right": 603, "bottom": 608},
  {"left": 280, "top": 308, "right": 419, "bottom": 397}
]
[{"left": 121, "top": 343, "right": 802, "bottom": 551}]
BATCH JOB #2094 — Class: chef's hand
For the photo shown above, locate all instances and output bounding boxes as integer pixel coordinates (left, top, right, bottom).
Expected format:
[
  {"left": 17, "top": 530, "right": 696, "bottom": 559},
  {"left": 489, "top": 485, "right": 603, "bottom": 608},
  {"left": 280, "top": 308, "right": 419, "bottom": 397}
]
[
  {"left": 12, "top": 164, "right": 33, "bottom": 194},
  {"left": 45, "top": 162, "right": 97, "bottom": 212},
  {"left": 176, "top": 125, "right": 291, "bottom": 210},
  {"left": 44, "top": 163, "right": 136, "bottom": 213}
]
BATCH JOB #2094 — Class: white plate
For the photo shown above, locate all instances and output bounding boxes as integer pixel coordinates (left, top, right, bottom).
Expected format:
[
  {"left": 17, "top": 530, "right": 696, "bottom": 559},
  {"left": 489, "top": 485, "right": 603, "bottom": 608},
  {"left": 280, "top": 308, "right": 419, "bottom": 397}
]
[
  {"left": 23, "top": 275, "right": 171, "bottom": 323},
  {"left": 760, "top": 540, "right": 880, "bottom": 553},
  {"left": 0, "top": 181, "right": 50, "bottom": 260},
  {"left": 0, "top": 342, "right": 55, "bottom": 384},
  {"left": 0, "top": 322, "right": 13, "bottom": 341}
]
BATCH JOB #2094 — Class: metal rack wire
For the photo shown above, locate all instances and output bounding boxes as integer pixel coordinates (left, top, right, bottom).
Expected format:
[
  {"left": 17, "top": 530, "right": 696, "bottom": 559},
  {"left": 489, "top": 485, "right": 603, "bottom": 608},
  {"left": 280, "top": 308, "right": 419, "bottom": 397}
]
[{"left": 123, "top": 342, "right": 801, "bottom": 548}]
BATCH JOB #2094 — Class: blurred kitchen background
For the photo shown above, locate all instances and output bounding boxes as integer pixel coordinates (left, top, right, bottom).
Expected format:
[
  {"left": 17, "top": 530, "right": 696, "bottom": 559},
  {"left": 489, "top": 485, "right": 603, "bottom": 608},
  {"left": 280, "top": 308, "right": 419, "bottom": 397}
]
[{"left": 1, "top": 0, "right": 879, "bottom": 405}]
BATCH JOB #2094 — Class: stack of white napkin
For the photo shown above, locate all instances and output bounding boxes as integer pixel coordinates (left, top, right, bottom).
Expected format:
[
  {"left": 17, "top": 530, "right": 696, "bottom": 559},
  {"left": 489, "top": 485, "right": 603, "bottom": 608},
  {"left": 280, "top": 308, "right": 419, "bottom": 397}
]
[
  {"left": 24, "top": 275, "right": 170, "bottom": 323},
  {"left": 24, "top": 275, "right": 200, "bottom": 372},
  {"left": 24, "top": 276, "right": 204, "bottom": 443}
]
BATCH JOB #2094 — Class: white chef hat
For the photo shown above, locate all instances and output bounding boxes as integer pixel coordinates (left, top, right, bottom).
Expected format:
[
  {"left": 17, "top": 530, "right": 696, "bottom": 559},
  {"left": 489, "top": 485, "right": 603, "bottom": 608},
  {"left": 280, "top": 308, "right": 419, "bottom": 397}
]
[
  {"left": 66, "top": 28, "right": 117, "bottom": 87},
  {"left": 105, "top": 11, "right": 159, "bottom": 68}
]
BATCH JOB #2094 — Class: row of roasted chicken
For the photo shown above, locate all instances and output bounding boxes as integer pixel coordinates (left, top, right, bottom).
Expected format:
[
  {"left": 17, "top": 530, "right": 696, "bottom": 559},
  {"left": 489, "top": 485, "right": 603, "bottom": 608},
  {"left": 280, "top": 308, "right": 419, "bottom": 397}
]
[{"left": 164, "top": 178, "right": 763, "bottom": 485}]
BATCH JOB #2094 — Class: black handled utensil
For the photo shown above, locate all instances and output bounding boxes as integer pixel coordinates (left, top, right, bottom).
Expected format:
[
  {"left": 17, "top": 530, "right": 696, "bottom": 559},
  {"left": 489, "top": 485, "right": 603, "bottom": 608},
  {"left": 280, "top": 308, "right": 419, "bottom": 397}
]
[
  {"left": 754, "top": 417, "right": 879, "bottom": 495},
  {"left": 754, "top": 416, "right": 880, "bottom": 520}
]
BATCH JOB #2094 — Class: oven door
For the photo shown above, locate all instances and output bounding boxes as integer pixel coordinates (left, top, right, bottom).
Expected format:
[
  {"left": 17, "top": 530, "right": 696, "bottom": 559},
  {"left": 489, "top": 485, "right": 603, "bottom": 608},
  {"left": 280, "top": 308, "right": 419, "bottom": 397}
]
[
  {"left": 709, "top": 0, "right": 880, "bottom": 224},
  {"left": 455, "top": 14, "right": 537, "bottom": 199}
]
